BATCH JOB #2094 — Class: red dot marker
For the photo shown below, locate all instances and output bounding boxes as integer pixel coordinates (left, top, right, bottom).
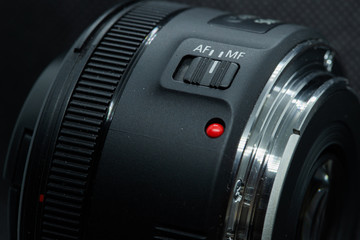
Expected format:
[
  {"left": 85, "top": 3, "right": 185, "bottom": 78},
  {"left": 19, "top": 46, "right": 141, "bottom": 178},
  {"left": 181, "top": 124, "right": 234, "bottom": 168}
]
[
  {"left": 206, "top": 123, "right": 224, "bottom": 138},
  {"left": 39, "top": 194, "right": 45, "bottom": 203}
]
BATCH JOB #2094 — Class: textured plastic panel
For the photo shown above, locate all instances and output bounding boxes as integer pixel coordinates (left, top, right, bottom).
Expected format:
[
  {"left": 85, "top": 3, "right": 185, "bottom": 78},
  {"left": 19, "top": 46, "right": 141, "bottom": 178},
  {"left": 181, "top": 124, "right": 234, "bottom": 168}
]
[{"left": 40, "top": 3, "right": 182, "bottom": 239}]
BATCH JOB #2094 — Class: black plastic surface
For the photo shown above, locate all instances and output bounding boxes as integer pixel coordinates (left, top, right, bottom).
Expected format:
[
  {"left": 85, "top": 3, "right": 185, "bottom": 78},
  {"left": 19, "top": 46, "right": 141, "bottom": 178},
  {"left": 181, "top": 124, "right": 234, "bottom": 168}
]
[
  {"left": 2, "top": 1, "right": 360, "bottom": 240},
  {"left": 12, "top": 2, "right": 147, "bottom": 239},
  {"left": 209, "top": 14, "right": 282, "bottom": 33},
  {"left": 13, "top": 2, "right": 189, "bottom": 240},
  {"left": 85, "top": 5, "right": 323, "bottom": 240},
  {"left": 2, "top": 1, "right": 360, "bottom": 207}
]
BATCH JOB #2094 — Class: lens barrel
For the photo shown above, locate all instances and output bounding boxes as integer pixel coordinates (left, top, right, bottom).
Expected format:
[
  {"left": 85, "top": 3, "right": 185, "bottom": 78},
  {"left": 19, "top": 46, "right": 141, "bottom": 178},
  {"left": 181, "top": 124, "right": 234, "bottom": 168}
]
[{"left": 1, "top": 1, "right": 360, "bottom": 240}]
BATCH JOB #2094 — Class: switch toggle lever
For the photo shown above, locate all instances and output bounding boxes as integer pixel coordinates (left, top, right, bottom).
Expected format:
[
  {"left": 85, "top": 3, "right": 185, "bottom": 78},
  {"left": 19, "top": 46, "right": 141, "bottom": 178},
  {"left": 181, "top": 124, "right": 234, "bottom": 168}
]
[{"left": 173, "top": 56, "right": 239, "bottom": 89}]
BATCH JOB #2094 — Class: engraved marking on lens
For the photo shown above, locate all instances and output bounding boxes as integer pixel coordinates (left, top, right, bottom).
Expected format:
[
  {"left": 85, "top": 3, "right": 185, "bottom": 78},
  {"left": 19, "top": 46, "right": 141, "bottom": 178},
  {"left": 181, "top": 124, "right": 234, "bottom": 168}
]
[
  {"left": 225, "top": 50, "right": 246, "bottom": 59},
  {"left": 193, "top": 44, "right": 213, "bottom": 54},
  {"left": 254, "top": 18, "right": 280, "bottom": 25},
  {"left": 234, "top": 179, "right": 244, "bottom": 202}
]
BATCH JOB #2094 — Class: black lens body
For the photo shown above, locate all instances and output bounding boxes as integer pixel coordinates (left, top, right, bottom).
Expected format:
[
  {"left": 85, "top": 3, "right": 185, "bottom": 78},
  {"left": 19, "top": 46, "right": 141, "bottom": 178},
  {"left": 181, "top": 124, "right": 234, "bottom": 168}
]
[{"left": 1, "top": 1, "right": 360, "bottom": 240}]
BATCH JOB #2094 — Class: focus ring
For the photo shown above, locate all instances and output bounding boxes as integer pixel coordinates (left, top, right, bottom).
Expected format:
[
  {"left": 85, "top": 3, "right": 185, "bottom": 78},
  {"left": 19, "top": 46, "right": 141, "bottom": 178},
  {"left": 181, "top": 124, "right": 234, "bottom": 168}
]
[{"left": 39, "top": 2, "right": 185, "bottom": 240}]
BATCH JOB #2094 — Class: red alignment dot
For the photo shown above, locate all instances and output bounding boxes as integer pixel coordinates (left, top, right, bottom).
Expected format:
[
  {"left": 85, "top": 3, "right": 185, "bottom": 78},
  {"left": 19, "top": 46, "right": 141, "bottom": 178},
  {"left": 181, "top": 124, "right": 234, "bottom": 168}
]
[
  {"left": 206, "top": 123, "right": 224, "bottom": 138},
  {"left": 39, "top": 194, "right": 45, "bottom": 203}
]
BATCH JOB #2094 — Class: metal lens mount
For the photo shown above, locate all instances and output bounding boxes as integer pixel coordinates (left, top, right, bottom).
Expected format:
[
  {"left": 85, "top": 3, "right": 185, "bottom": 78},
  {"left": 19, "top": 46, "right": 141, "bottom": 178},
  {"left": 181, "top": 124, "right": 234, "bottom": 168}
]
[{"left": 224, "top": 40, "right": 359, "bottom": 239}]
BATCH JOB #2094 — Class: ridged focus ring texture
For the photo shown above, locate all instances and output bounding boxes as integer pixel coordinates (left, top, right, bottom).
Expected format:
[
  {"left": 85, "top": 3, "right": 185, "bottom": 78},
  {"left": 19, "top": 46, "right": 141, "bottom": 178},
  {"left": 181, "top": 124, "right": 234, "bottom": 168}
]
[{"left": 39, "top": 2, "right": 183, "bottom": 239}]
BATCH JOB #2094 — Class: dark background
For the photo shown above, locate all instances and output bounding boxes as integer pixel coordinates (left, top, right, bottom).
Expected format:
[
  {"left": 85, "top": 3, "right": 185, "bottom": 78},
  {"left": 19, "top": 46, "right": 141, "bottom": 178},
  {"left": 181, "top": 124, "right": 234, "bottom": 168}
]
[{"left": 1, "top": 0, "right": 360, "bottom": 180}]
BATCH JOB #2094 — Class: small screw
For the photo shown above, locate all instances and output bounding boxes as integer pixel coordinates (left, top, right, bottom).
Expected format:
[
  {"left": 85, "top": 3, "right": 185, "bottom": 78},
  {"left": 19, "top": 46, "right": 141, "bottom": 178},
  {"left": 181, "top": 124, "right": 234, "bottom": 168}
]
[{"left": 324, "top": 50, "right": 335, "bottom": 72}]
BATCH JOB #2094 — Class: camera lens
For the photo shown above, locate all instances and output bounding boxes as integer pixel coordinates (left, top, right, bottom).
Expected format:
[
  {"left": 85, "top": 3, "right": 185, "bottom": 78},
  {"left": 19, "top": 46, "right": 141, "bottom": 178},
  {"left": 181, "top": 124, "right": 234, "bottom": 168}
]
[{"left": 1, "top": 1, "right": 360, "bottom": 240}]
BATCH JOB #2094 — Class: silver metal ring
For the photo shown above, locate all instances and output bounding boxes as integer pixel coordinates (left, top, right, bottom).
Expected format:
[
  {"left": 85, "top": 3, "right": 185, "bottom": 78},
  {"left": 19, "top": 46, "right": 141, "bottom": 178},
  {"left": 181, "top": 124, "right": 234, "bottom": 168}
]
[{"left": 223, "top": 39, "right": 347, "bottom": 240}]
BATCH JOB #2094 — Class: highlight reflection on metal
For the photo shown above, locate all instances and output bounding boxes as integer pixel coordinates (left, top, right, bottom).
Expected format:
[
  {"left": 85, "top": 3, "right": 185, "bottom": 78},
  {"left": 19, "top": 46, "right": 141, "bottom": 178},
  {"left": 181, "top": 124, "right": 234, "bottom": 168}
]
[
  {"left": 324, "top": 50, "right": 335, "bottom": 72},
  {"left": 145, "top": 27, "right": 160, "bottom": 45},
  {"left": 223, "top": 40, "right": 348, "bottom": 240}
]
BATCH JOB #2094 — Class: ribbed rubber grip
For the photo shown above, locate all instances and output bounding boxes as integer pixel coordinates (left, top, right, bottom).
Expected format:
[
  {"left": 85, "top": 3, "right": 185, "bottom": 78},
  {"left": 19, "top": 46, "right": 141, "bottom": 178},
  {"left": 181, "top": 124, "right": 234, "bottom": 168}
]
[{"left": 40, "top": 2, "right": 184, "bottom": 240}]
